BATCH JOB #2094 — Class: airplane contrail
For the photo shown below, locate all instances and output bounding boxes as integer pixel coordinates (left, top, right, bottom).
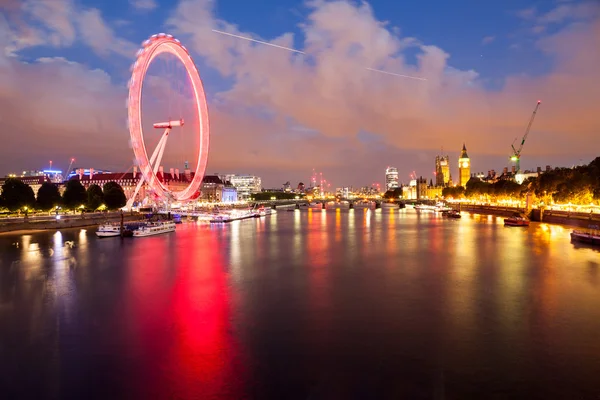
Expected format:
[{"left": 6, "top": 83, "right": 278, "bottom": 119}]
[
  {"left": 365, "top": 67, "right": 427, "bottom": 81},
  {"left": 212, "top": 29, "right": 427, "bottom": 82},
  {"left": 212, "top": 29, "right": 306, "bottom": 55}
]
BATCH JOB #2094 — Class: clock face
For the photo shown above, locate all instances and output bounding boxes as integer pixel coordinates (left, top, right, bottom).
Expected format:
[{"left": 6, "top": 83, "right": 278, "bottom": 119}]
[{"left": 462, "top": 162, "right": 469, "bottom": 168}]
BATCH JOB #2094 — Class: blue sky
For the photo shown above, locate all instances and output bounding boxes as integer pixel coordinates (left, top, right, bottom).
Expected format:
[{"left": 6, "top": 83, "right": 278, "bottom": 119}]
[{"left": 1, "top": 0, "right": 599, "bottom": 187}]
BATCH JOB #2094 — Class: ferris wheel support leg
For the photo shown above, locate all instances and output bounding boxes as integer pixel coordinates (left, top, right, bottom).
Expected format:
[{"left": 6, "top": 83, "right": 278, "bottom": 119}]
[
  {"left": 148, "top": 128, "right": 170, "bottom": 191},
  {"left": 126, "top": 173, "right": 147, "bottom": 211},
  {"left": 125, "top": 128, "right": 170, "bottom": 211}
]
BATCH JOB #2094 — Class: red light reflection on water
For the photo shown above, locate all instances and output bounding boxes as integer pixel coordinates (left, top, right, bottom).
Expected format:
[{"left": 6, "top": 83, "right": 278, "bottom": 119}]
[{"left": 122, "top": 229, "right": 245, "bottom": 398}]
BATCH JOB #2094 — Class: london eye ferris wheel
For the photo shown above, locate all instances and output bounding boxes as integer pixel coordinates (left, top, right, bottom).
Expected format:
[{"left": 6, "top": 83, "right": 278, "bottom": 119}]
[{"left": 127, "top": 33, "right": 209, "bottom": 207}]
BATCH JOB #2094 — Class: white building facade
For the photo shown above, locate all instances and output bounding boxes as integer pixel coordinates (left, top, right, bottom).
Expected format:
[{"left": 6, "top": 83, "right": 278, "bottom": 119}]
[
  {"left": 385, "top": 167, "right": 399, "bottom": 191},
  {"left": 224, "top": 175, "right": 262, "bottom": 200}
]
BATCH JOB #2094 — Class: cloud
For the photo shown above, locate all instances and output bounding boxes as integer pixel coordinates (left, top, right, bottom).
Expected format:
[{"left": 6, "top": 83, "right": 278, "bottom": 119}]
[
  {"left": 517, "top": 1, "right": 600, "bottom": 33},
  {"left": 481, "top": 36, "right": 495, "bottom": 45},
  {"left": 21, "top": 0, "right": 76, "bottom": 47},
  {"left": 129, "top": 0, "right": 158, "bottom": 11},
  {"left": 3, "top": 0, "right": 136, "bottom": 58},
  {"left": 163, "top": 0, "right": 600, "bottom": 184},
  {"left": 537, "top": 2, "right": 600, "bottom": 25},
  {"left": 0, "top": 0, "right": 599, "bottom": 187},
  {"left": 516, "top": 7, "right": 536, "bottom": 20},
  {"left": 77, "top": 8, "right": 137, "bottom": 57},
  {"left": 0, "top": 54, "right": 131, "bottom": 172}
]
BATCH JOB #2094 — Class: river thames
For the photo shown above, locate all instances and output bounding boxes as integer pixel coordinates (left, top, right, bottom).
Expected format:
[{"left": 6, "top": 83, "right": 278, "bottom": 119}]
[{"left": 1, "top": 209, "right": 599, "bottom": 399}]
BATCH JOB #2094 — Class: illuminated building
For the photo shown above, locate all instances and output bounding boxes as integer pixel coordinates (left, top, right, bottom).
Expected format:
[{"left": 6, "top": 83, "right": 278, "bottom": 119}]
[
  {"left": 0, "top": 175, "right": 51, "bottom": 196},
  {"left": 435, "top": 155, "right": 450, "bottom": 187},
  {"left": 201, "top": 175, "right": 238, "bottom": 203},
  {"left": 416, "top": 177, "right": 427, "bottom": 200},
  {"left": 385, "top": 166, "right": 399, "bottom": 191},
  {"left": 403, "top": 179, "right": 417, "bottom": 199},
  {"left": 75, "top": 166, "right": 199, "bottom": 206},
  {"left": 223, "top": 175, "right": 262, "bottom": 200},
  {"left": 458, "top": 143, "right": 471, "bottom": 187}
]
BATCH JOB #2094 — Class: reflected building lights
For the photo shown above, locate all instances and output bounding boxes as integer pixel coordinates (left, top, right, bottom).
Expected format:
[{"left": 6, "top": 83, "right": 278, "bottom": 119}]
[
  {"left": 335, "top": 209, "right": 342, "bottom": 243},
  {"left": 268, "top": 217, "right": 279, "bottom": 261},
  {"left": 347, "top": 210, "right": 357, "bottom": 264},
  {"left": 386, "top": 210, "right": 397, "bottom": 255},
  {"left": 79, "top": 229, "right": 87, "bottom": 245},
  {"left": 52, "top": 231, "right": 63, "bottom": 259},
  {"left": 230, "top": 220, "right": 241, "bottom": 274}
]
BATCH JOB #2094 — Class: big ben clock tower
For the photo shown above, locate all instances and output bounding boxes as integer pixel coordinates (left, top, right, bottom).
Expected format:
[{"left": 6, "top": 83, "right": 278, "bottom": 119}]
[{"left": 458, "top": 143, "right": 470, "bottom": 187}]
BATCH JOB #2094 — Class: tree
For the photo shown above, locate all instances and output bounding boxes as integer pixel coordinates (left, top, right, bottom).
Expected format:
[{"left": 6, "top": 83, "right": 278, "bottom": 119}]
[
  {"left": 0, "top": 178, "right": 35, "bottom": 212},
  {"left": 63, "top": 179, "right": 87, "bottom": 209},
  {"left": 87, "top": 184, "right": 104, "bottom": 210},
  {"left": 383, "top": 187, "right": 403, "bottom": 199},
  {"left": 103, "top": 182, "right": 127, "bottom": 210},
  {"left": 36, "top": 182, "right": 61, "bottom": 211},
  {"left": 442, "top": 186, "right": 465, "bottom": 199},
  {"left": 251, "top": 191, "right": 299, "bottom": 201}
]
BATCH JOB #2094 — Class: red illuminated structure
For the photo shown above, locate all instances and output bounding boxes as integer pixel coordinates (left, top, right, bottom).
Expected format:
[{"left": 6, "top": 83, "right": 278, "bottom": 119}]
[{"left": 127, "top": 34, "right": 210, "bottom": 208}]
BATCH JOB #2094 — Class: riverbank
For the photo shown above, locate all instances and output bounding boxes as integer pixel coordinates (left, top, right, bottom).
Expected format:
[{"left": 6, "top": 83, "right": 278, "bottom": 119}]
[
  {"left": 0, "top": 214, "right": 145, "bottom": 235},
  {"left": 455, "top": 204, "right": 600, "bottom": 228}
]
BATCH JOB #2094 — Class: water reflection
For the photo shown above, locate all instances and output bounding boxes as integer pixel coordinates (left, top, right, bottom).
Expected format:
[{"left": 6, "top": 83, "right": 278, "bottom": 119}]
[{"left": 1, "top": 213, "right": 600, "bottom": 398}]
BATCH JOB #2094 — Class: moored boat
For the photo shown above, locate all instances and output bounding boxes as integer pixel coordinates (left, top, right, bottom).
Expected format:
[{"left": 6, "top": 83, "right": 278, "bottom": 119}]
[
  {"left": 504, "top": 215, "right": 530, "bottom": 227},
  {"left": 210, "top": 210, "right": 257, "bottom": 223},
  {"left": 133, "top": 221, "right": 176, "bottom": 237},
  {"left": 446, "top": 210, "right": 461, "bottom": 218},
  {"left": 258, "top": 206, "right": 276, "bottom": 216},
  {"left": 95, "top": 223, "right": 122, "bottom": 238},
  {"left": 381, "top": 202, "right": 398, "bottom": 209},
  {"left": 570, "top": 225, "right": 600, "bottom": 246},
  {"left": 434, "top": 202, "right": 453, "bottom": 213},
  {"left": 414, "top": 204, "right": 436, "bottom": 212}
]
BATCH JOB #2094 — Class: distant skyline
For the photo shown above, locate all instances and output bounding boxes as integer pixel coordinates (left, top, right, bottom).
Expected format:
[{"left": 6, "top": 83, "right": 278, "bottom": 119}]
[{"left": 1, "top": 0, "right": 599, "bottom": 188}]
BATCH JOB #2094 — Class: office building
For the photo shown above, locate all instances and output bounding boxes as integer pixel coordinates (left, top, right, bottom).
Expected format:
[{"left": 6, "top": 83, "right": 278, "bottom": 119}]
[
  {"left": 223, "top": 174, "right": 262, "bottom": 200},
  {"left": 385, "top": 166, "right": 399, "bottom": 191}
]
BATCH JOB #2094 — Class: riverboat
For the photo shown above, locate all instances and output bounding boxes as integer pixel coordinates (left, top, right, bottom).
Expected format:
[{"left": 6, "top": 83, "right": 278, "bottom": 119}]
[
  {"left": 446, "top": 210, "right": 461, "bottom": 218},
  {"left": 381, "top": 202, "right": 398, "bottom": 209},
  {"left": 95, "top": 223, "right": 122, "bottom": 238},
  {"left": 258, "top": 206, "right": 276, "bottom": 216},
  {"left": 434, "top": 202, "right": 453, "bottom": 213},
  {"left": 210, "top": 210, "right": 257, "bottom": 223},
  {"left": 132, "top": 221, "right": 176, "bottom": 237},
  {"left": 504, "top": 215, "right": 530, "bottom": 227},
  {"left": 570, "top": 225, "right": 600, "bottom": 246},
  {"left": 414, "top": 204, "right": 436, "bottom": 212}
]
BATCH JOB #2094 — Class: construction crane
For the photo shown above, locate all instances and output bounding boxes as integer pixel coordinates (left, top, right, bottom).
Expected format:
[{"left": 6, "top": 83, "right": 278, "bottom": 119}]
[
  {"left": 66, "top": 157, "right": 75, "bottom": 179},
  {"left": 511, "top": 100, "right": 541, "bottom": 173}
]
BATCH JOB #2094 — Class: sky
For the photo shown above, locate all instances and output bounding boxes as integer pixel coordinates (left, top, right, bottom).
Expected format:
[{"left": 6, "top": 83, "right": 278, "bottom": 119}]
[{"left": 0, "top": 0, "right": 599, "bottom": 188}]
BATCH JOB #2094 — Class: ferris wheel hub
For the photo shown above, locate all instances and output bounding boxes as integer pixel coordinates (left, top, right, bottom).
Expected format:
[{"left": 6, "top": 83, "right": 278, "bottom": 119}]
[{"left": 153, "top": 119, "right": 184, "bottom": 129}]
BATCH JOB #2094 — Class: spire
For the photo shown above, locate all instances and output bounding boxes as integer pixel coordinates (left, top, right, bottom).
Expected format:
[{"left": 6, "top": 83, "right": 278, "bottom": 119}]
[{"left": 460, "top": 143, "right": 469, "bottom": 159}]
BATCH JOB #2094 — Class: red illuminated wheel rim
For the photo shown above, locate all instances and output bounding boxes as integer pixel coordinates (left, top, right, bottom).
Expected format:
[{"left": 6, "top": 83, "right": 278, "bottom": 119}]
[{"left": 127, "top": 33, "right": 209, "bottom": 202}]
